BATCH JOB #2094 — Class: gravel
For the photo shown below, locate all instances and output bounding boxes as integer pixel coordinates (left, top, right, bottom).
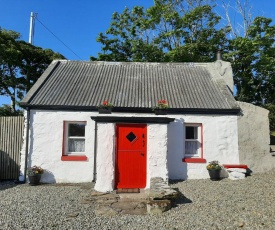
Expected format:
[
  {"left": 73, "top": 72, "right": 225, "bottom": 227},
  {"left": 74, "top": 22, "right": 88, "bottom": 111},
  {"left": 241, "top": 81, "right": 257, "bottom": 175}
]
[{"left": 1, "top": 171, "right": 275, "bottom": 230}]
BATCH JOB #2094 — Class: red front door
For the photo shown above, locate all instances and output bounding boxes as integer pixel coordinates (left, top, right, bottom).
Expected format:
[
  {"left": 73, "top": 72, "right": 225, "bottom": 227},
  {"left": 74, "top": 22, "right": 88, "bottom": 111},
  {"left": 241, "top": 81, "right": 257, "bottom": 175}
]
[{"left": 116, "top": 124, "right": 147, "bottom": 188}]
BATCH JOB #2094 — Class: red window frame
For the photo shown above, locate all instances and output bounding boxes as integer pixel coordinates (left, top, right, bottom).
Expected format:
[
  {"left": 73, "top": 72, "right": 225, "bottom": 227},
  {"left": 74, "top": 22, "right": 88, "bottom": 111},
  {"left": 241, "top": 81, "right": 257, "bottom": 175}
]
[
  {"left": 182, "top": 123, "right": 206, "bottom": 163},
  {"left": 61, "top": 121, "right": 88, "bottom": 161}
]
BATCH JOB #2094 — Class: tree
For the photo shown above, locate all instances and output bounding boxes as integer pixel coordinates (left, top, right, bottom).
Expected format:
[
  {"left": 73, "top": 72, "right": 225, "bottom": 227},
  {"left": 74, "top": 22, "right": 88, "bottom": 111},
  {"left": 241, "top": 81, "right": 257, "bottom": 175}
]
[
  {"left": 92, "top": 2, "right": 229, "bottom": 62},
  {"left": 94, "top": 6, "right": 165, "bottom": 62},
  {"left": 225, "top": 17, "right": 275, "bottom": 105},
  {"left": 0, "top": 29, "right": 22, "bottom": 111},
  {"left": 0, "top": 28, "right": 65, "bottom": 111},
  {"left": 0, "top": 104, "right": 23, "bottom": 116}
]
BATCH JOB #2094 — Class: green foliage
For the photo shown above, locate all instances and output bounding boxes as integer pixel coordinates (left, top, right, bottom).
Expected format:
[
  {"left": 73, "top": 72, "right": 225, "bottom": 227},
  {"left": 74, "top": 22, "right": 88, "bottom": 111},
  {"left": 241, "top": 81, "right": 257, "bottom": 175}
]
[
  {"left": 0, "top": 104, "right": 23, "bottom": 116},
  {"left": 263, "top": 104, "right": 275, "bottom": 131},
  {"left": 0, "top": 28, "right": 65, "bottom": 111},
  {"left": 226, "top": 17, "right": 275, "bottom": 105},
  {"left": 92, "top": 2, "right": 228, "bottom": 62}
]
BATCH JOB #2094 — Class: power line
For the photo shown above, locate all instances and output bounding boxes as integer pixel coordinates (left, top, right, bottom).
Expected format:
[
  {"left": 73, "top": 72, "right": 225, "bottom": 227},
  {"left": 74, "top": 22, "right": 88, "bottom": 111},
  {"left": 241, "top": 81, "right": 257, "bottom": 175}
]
[{"left": 35, "top": 17, "right": 83, "bottom": 60}]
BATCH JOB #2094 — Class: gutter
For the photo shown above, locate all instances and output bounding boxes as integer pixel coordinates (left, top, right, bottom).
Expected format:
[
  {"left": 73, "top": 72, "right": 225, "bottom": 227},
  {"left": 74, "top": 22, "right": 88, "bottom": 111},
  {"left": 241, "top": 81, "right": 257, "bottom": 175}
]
[
  {"left": 92, "top": 121, "right": 98, "bottom": 182},
  {"left": 23, "top": 107, "right": 30, "bottom": 183}
]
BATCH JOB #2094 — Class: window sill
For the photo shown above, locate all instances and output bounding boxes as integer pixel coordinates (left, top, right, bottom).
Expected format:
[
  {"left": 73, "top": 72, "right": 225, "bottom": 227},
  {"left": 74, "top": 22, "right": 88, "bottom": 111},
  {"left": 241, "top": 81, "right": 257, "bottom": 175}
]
[
  {"left": 182, "top": 158, "right": 207, "bottom": 163},
  {"left": 61, "top": 155, "right": 88, "bottom": 161}
]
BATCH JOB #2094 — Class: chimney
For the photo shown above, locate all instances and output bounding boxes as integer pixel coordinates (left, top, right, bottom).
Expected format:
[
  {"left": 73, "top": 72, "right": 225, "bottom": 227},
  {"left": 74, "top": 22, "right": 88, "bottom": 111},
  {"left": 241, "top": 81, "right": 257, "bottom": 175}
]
[{"left": 216, "top": 49, "right": 222, "bottom": 61}]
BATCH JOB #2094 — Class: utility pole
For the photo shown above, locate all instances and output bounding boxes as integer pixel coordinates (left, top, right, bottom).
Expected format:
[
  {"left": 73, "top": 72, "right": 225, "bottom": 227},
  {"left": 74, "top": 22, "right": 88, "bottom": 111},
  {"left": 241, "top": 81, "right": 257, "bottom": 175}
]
[
  {"left": 27, "top": 12, "right": 37, "bottom": 92},
  {"left": 29, "top": 12, "right": 37, "bottom": 44}
]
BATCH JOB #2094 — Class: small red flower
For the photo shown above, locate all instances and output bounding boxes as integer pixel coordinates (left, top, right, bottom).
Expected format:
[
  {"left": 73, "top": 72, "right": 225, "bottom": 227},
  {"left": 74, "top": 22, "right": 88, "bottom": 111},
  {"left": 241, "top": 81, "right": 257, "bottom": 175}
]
[
  {"left": 97, "top": 100, "right": 113, "bottom": 109},
  {"left": 152, "top": 99, "right": 168, "bottom": 111},
  {"left": 158, "top": 100, "right": 168, "bottom": 105}
]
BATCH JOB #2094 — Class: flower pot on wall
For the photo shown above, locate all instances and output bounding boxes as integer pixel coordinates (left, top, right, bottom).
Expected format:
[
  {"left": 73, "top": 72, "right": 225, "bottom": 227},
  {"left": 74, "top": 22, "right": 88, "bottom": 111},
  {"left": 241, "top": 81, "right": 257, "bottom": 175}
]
[
  {"left": 208, "top": 169, "right": 221, "bottom": 181},
  {"left": 28, "top": 174, "right": 42, "bottom": 186},
  {"left": 98, "top": 108, "right": 112, "bottom": 114},
  {"left": 154, "top": 109, "right": 167, "bottom": 115}
]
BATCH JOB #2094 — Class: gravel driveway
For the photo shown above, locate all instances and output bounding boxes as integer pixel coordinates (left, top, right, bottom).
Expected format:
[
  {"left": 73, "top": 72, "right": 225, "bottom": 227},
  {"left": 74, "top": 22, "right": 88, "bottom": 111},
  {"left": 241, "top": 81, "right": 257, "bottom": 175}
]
[{"left": 1, "top": 170, "right": 275, "bottom": 230}]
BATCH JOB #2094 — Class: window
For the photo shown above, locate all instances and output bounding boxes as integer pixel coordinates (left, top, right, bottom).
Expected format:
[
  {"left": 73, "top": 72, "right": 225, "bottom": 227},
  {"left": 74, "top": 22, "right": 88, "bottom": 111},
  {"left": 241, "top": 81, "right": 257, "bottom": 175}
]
[
  {"left": 183, "top": 123, "right": 206, "bottom": 163},
  {"left": 62, "top": 121, "right": 87, "bottom": 161}
]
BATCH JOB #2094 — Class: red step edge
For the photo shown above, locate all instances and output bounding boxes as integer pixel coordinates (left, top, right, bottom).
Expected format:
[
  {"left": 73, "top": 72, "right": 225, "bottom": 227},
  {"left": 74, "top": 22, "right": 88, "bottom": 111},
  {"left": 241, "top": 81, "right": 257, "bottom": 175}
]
[{"left": 223, "top": 164, "right": 248, "bottom": 169}]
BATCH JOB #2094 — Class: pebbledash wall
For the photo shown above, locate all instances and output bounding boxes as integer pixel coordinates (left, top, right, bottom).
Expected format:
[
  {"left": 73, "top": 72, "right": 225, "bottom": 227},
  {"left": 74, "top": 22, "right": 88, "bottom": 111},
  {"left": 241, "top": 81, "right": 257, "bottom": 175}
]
[{"left": 20, "top": 110, "right": 239, "bottom": 191}]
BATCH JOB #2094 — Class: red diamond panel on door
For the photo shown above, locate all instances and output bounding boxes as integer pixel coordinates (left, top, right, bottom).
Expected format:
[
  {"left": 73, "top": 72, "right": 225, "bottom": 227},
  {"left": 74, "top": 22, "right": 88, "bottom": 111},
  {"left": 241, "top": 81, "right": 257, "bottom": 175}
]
[{"left": 116, "top": 124, "right": 147, "bottom": 189}]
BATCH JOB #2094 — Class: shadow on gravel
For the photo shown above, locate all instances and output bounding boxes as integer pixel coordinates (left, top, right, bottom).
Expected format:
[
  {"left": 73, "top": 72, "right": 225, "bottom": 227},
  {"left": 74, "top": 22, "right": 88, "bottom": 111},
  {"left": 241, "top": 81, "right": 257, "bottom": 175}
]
[
  {"left": 172, "top": 188, "right": 192, "bottom": 207},
  {"left": 0, "top": 180, "right": 19, "bottom": 191},
  {"left": 169, "top": 179, "right": 185, "bottom": 184}
]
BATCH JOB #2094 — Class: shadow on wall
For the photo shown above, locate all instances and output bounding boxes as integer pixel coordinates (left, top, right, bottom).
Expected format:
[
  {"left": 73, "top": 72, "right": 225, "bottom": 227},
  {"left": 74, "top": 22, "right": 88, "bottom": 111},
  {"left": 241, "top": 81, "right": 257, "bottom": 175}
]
[
  {"left": 41, "top": 170, "right": 56, "bottom": 183},
  {"left": 167, "top": 119, "right": 187, "bottom": 180}
]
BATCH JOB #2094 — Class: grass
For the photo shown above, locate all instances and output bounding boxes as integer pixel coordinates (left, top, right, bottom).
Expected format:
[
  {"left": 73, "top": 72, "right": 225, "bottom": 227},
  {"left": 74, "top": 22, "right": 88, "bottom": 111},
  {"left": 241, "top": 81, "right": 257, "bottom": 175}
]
[{"left": 271, "top": 131, "right": 275, "bottom": 136}]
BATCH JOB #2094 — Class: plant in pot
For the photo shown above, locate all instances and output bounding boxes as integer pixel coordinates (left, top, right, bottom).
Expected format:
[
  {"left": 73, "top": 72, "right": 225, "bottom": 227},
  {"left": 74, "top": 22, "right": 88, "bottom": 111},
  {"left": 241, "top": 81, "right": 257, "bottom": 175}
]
[
  {"left": 152, "top": 100, "right": 169, "bottom": 115},
  {"left": 97, "top": 100, "right": 113, "bottom": 114},
  {"left": 206, "top": 161, "right": 222, "bottom": 180},
  {"left": 27, "top": 165, "right": 44, "bottom": 185}
]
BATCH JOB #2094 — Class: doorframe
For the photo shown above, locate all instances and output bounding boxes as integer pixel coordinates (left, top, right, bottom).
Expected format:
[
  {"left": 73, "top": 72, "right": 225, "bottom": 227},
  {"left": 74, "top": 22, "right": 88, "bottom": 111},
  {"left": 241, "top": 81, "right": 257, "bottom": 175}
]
[{"left": 115, "top": 123, "right": 147, "bottom": 189}]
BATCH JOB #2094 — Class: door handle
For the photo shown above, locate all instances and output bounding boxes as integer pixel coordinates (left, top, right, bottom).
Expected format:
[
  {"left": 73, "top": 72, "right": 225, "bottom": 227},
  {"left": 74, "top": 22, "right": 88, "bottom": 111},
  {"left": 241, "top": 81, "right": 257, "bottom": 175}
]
[{"left": 140, "top": 153, "right": 144, "bottom": 156}]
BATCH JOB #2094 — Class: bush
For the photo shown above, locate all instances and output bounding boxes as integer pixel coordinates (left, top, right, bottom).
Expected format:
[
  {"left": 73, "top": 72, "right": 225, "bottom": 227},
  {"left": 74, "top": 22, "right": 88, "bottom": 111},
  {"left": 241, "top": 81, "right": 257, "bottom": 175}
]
[{"left": 263, "top": 104, "right": 275, "bottom": 132}]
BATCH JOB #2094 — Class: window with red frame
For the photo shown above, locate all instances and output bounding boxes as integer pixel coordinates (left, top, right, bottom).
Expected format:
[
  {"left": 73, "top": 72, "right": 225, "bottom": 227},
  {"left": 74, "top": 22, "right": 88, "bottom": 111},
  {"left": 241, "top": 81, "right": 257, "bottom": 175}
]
[
  {"left": 184, "top": 123, "right": 203, "bottom": 159},
  {"left": 62, "top": 121, "right": 87, "bottom": 161}
]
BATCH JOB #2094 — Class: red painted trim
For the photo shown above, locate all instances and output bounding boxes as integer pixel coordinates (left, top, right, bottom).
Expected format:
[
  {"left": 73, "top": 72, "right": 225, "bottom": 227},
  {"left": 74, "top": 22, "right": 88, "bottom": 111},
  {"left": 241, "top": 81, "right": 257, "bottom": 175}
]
[
  {"left": 62, "top": 121, "right": 66, "bottom": 156},
  {"left": 201, "top": 123, "right": 204, "bottom": 159},
  {"left": 182, "top": 158, "right": 207, "bottom": 163},
  {"left": 62, "top": 121, "right": 87, "bottom": 158},
  {"left": 184, "top": 123, "right": 204, "bottom": 163},
  {"left": 61, "top": 155, "right": 88, "bottom": 161},
  {"left": 223, "top": 164, "right": 248, "bottom": 169}
]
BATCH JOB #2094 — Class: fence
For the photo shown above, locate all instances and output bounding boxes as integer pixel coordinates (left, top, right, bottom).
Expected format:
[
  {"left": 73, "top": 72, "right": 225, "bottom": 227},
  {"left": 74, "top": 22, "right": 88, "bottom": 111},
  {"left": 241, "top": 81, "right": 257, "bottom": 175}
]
[{"left": 0, "top": 116, "right": 24, "bottom": 180}]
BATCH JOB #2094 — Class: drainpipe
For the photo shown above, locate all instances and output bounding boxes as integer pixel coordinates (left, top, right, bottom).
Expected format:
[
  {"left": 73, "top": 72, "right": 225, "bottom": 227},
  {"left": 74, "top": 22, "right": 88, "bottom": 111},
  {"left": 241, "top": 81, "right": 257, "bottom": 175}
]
[
  {"left": 92, "top": 121, "right": 98, "bottom": 182},
  {"left": 23, "top": 107, "right": 30, "bottom": 183}
]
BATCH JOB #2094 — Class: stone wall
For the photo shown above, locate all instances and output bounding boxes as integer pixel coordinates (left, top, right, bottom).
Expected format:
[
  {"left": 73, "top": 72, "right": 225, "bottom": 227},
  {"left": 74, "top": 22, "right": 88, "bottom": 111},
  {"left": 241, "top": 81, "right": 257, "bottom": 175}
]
[{"left": 237, "top": 102, "right": 275, "bottom": 172}]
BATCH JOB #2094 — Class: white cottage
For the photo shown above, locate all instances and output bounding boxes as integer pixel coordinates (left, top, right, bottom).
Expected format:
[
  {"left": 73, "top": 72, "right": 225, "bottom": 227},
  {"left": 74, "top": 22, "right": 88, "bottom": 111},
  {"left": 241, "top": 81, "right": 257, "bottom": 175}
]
[{"left": 20, "top": 60, "right": 240, "bottom": 192}]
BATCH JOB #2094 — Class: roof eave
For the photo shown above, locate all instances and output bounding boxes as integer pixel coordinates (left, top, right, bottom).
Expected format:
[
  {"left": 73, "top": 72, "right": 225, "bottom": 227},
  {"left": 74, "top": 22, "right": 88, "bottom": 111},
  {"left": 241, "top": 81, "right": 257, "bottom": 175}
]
[{"left": 20, "top": 105, "right": 241, "bottom": 115}]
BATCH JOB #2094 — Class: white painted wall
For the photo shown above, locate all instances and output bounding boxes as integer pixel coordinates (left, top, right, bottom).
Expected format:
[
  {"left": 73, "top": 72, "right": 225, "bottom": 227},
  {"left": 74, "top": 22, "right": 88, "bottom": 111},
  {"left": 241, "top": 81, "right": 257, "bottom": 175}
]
[
  {"left": 22, "top": 110, "right": 239, "bottom": 188},
  {"left": 25, "top": 110, "right": 96, "bottom": 183},
  {"left": 19, "top": 111, "right": 28, "bottom": 182},
  {"left": 94, "top": 123, "right": 116, "bottom": 192},
  {"left": 147, "top": 124, "right": 168, "bottom": 187},
  {"left": 167, "top": 115, "right": 239, "bottom": 179}
]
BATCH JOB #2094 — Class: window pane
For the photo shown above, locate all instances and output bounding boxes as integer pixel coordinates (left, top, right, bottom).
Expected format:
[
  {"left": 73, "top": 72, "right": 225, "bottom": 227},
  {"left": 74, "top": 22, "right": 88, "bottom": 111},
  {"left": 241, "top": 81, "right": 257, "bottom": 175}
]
[
  {"left": 68, "top": 138, "right": 85, "bottom": 152},
  {"left": 186, "top": 126, "right": 198, "bottom": 139},
  {"left": 68, "top": 123, "right": 85, "bottom": 137},
  {"left": 185, "top": 141, "right": 199, "bottom": 155}
]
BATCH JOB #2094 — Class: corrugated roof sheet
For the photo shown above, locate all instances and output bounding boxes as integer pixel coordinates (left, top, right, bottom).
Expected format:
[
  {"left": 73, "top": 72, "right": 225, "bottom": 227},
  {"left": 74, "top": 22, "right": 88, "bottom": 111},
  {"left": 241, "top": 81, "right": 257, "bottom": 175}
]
[{"left": 21, "top": 60, "right": 239, "bottom": 111}]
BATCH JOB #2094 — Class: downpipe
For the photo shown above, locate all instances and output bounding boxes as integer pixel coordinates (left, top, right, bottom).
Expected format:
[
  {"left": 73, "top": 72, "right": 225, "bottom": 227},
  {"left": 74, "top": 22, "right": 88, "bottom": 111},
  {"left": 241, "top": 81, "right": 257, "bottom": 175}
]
[
  {"left": 23, "top": 108, "right": 30, "bottom": 183},
  {"left": 92, "top": 121, "right": 98, "bottom": 182}
]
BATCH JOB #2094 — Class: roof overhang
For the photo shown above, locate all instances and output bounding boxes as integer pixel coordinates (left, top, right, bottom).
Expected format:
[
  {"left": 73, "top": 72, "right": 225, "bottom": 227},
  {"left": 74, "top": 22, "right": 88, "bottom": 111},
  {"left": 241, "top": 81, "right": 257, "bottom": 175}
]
[{"left": 21, "top": 105, "right": 240, "bottom": 115}]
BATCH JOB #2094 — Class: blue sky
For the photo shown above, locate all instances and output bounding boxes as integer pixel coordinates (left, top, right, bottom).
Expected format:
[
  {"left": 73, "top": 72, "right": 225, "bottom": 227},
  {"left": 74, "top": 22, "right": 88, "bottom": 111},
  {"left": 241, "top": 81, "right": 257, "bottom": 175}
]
[{"left": 1, "top": 0, "right": 275, "bottom": 106}]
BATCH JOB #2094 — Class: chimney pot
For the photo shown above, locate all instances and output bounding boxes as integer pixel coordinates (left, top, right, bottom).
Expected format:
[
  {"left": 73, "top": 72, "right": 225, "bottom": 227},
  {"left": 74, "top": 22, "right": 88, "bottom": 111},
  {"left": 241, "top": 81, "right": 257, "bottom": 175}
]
[{"left": 217, "top": 49, "right": 222, "bottom": 61}]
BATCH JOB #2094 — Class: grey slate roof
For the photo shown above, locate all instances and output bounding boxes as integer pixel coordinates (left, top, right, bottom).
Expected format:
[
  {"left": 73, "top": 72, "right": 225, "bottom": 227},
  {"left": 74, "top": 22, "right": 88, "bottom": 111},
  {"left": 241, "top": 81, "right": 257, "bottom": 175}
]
[{"left": 21, "top": 60, "right": 240, "bottom": 113}]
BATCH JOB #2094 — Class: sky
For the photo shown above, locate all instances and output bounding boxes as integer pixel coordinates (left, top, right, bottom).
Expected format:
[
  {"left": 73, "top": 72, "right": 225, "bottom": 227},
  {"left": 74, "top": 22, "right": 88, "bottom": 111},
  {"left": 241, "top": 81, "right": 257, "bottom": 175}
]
[{"left": 1, "top": 0, "right": 275, "bottom": 106}]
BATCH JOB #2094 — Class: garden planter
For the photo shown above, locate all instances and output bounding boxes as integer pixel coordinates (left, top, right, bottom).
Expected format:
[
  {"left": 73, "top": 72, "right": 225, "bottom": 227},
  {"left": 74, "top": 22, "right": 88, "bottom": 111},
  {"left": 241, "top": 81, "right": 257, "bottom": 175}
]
[
  {"left": 28, "top": 174, "right": 42, "bottom": 185},
  {"left": 154, "top": 109, "right": 167, "bottom": 115},
  {"left": 208, "top": 169, "right": 221, "bottom": 181},
  {"left": 98, "top": 108, "right": 112, "bottom": 114}
]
